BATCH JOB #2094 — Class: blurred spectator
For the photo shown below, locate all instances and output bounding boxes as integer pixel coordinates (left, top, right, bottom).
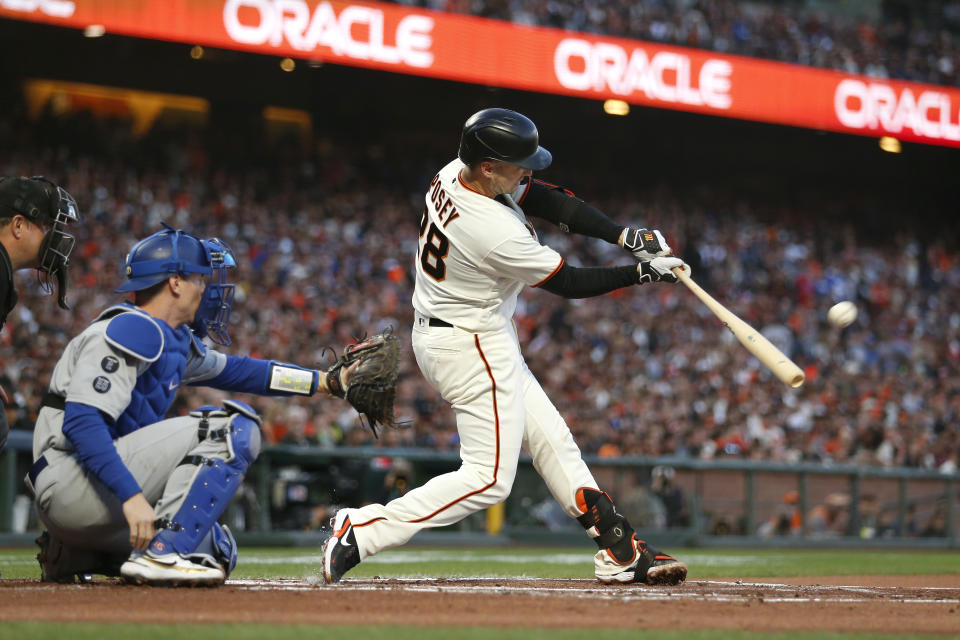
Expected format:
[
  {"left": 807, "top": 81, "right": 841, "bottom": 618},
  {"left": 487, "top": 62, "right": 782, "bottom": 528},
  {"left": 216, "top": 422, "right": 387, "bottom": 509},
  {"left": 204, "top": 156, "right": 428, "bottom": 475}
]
[
  {"left": 920, "top": 499, "right": 949, "bottom": 537},
  {"left": 758, "top": 489, "right": 802, "bottom": 537},
  {"left": 378, "top": 457, "right": 414, "bottom": 503},
  {"left": 807, "top": 491, "right": 851, "bottom": 537},
  {"left": 650, "top": 465, "right": 689, "bottom": 528},
  {"left": 278, "top": 404, "right": 320, "bottom": 446}
]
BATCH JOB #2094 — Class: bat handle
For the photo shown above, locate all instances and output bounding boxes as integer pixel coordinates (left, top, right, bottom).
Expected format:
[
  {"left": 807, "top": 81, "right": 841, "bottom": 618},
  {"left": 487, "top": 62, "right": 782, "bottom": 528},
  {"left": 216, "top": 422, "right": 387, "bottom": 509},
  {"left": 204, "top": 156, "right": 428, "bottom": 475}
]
[{"left": 672, "top": 265, "right": 693, "bottom": 283}]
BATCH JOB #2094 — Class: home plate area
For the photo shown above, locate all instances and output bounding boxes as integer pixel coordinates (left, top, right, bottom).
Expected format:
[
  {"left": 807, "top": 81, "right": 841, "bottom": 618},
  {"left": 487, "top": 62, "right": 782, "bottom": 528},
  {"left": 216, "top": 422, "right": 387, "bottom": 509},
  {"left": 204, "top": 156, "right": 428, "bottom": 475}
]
[
  {"left": 236, "top": 576, "right": 960, "bottom": 604},
  {"left": 3, "top": 575, "right": 958, "bottom": 633}
]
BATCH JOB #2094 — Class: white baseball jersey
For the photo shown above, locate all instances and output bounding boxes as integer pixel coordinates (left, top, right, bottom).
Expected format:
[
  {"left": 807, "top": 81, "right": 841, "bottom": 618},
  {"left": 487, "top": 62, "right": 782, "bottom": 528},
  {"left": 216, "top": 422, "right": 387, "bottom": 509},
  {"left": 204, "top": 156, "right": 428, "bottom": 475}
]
[{"left": 411, "top": 159, "right": 563, "bottom": 332}]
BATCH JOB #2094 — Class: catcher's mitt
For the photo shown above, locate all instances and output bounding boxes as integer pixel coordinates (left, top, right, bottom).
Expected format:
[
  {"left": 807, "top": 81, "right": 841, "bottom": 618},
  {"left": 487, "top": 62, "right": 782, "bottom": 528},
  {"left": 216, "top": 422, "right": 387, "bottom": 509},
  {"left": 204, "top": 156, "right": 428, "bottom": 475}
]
[{"left": 326, "top": 331, "right": 400, "bottom": 437}]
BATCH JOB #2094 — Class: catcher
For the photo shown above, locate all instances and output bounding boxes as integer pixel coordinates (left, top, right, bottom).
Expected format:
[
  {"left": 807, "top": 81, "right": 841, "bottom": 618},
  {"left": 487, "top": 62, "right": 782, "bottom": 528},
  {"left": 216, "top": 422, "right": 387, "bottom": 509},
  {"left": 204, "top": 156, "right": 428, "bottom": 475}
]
[{"left": 25, "top": 224, "right": 399, "bottom": 586}]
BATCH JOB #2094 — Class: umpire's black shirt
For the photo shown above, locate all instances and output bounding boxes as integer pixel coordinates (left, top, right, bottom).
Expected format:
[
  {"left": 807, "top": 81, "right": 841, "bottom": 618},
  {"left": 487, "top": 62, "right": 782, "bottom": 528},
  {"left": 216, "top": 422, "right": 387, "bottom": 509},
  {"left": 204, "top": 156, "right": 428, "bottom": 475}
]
[
  {"left": 0, "top": 242, "right": 17, "bottom": 330},
  {"left": 0, "top": 242, "right": 15, "bottom": 452}
]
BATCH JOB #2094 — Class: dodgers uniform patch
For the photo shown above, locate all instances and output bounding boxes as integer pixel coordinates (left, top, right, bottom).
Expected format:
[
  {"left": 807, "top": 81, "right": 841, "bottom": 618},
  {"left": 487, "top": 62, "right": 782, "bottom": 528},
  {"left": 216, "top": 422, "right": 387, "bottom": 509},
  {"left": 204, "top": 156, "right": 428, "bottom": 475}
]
[{"left": 101, "top": 356, "right": 120, "bottom": 373}]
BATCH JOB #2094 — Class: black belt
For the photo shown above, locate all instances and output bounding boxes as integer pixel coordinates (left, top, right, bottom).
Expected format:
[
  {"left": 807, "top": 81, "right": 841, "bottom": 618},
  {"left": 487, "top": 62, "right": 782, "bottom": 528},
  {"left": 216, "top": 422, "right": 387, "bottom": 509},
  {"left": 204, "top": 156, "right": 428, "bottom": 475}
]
[
  {"left": 27, "top": 455, "right": 48, "bottom": 487},
  {"left": 429, "top": 317, "right": 452, "bottom": 328},
  {"left": 40, "top": 391, "right": 66, "bottom": 411}
]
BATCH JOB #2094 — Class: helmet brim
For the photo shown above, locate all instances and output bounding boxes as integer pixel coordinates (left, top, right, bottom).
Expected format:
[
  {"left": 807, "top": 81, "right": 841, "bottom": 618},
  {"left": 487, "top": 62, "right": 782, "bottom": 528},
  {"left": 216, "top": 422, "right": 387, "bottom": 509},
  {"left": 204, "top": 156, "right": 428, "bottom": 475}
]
[
  {"left": 115, "top": 274, "right": 169, "bottom": 293},
  {"left": 512, "top": 146, "right": 552, "bottom": 171}
]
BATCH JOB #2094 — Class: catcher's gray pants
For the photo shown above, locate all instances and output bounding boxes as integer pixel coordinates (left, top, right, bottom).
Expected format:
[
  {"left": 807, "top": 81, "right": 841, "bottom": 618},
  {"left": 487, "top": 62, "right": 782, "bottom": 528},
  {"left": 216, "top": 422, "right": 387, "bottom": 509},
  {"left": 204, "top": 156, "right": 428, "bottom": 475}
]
[
  {"left": 347, "top": 318, "right": 598, "bottom": 559},
  {"left": 27, "top": 413, "right": 239, "bottom": 554},
  {"left": 0, "top": 397, "right": 8, "bottom": 454}
]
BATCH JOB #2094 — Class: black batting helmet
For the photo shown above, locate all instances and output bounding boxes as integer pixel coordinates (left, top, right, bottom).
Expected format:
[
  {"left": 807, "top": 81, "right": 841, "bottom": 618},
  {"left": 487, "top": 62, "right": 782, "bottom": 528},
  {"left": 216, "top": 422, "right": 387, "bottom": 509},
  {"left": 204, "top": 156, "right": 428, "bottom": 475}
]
[{"left": 458, "top": 108, "right": 552, "bottom": 170}]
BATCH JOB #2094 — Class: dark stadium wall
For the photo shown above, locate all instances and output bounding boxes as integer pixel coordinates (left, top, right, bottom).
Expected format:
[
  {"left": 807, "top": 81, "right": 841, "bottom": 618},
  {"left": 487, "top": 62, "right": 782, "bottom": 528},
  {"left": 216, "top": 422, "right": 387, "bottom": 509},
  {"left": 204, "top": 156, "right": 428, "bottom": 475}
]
[{"left": 1, "top": 17, "right": 955, "bottom": 240}]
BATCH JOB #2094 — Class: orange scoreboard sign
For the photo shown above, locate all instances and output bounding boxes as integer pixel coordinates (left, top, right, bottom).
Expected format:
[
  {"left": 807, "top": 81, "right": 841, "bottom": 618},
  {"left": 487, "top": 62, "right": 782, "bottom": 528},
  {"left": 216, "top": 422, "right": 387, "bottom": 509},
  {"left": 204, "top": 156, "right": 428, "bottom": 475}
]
[{"left": 4, "top": 0, "right": 960, "bottom": 148}]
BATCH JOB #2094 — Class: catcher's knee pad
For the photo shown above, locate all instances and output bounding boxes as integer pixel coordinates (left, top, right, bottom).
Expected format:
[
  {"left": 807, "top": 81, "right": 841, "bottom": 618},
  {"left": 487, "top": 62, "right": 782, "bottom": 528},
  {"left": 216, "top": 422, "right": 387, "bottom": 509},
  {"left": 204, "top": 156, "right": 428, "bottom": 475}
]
[
  {"left": 575, "top": 488, "right": 637, "bottom": 564},
  {"left": 187, "top": 523, "right": 238, "bottom": 577},
  {"left": 223, "top": 403, "right": 262, "bottom": 467},
  {"left": 150, "top": 408, "right": 260, "bottom": 557},
  {"left": 191, "top": 401, "right": 262, "bottom": 466}
]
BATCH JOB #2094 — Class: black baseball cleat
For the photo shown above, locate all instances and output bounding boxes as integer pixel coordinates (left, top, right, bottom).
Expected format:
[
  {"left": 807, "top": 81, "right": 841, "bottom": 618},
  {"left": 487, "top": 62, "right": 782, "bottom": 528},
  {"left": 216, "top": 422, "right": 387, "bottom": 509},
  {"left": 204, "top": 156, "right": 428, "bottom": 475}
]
[
  {"left": 321, "top": 509, "right": 361, "bottom": 584},
  {"left": 36, "top": 531, "right": 73, "bottom": 583},
  {"left": 644, "top": 545, "right": 688, "bottom": 586},
  {"left": 596, "top": 537, "right": 687, "bottom": 586},
  {"left": 35, "top": 531, "right": 121, "bottom": 584}
]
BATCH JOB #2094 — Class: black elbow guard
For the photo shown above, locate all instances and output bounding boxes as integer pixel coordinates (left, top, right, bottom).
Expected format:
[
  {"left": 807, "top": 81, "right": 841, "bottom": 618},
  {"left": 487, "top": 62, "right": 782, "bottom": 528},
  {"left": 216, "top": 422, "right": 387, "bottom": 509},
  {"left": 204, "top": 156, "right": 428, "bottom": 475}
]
[
  {"left": 524, "top": 180, "right": 581, "bottom": 233},
  {"left": 524, "top": 180, "right": 622, "bottom": 243}
]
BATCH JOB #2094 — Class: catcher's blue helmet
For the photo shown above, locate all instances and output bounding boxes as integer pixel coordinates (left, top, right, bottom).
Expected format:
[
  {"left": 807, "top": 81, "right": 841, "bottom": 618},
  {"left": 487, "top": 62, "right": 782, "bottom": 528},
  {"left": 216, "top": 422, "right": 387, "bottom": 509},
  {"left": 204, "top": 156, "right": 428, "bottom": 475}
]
[{"left": 116, "top": 224, "right": 238, "bottom": 345}]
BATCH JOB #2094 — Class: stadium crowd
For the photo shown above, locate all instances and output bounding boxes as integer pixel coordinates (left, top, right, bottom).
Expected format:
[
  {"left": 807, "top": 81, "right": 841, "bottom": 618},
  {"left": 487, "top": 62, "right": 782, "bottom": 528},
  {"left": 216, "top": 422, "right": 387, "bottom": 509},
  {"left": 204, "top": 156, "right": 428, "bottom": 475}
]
[
  {"left": 390, "top": 0, "right": 960, "bottom": 87},
  {"left": 1, "top": 105, "right": 958, "bottom": 476}
]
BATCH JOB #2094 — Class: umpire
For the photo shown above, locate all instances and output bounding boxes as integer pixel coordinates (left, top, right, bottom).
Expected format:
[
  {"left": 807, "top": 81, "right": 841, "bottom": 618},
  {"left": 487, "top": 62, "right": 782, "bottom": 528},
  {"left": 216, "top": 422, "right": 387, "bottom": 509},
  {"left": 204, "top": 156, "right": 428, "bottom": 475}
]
[{"left": 0, "top": 176, "right": 80, "bottom": 452}]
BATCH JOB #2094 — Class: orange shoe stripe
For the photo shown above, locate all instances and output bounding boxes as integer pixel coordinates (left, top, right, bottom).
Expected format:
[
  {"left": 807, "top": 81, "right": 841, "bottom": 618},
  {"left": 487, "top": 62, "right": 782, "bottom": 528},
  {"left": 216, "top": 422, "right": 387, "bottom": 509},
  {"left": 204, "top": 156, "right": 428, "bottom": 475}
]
[
  {"left": 575, "top": 489, "right": 588, "bottom": 514},
  {"left": 334, "top": 518, "right": 352, "bottom": 538}
]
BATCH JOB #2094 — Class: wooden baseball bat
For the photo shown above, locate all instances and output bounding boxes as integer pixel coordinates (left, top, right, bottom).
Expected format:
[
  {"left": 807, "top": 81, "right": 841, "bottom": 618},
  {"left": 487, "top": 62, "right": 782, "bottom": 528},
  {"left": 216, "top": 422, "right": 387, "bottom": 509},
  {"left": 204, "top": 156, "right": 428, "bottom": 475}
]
[{"left": 672, "top": 267, "right": 805, "bottom": 388}]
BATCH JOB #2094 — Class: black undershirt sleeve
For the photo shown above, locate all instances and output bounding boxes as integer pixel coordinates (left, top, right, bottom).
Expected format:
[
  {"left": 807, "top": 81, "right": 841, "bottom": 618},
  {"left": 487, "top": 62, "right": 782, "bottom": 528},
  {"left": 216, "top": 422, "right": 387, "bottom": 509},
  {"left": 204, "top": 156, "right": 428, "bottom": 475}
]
[
  {"left": 520, "top": 179, "right": 624, "bottom": 244},
  {"left": 537, "top": 263, "right": 639, "bottom": 299}
]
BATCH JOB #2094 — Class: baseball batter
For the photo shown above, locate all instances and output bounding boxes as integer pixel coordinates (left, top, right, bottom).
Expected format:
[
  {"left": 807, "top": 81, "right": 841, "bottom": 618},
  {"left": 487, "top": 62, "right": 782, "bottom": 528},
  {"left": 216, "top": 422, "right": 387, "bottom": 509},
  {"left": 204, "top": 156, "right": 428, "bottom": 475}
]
[
  {"left": 323, "top": 108, "right": 688, "bottom": 586},
  {"left": 26, "top": 225, "right": 354, "bottom": 586}
]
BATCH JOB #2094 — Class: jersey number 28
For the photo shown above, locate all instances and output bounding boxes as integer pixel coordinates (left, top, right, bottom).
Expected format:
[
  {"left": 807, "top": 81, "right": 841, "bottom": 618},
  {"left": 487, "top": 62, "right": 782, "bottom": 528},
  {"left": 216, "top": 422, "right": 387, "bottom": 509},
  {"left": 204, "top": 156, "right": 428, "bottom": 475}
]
[{"left": 418, "top": 207, "right": 449, "bottom": 281}]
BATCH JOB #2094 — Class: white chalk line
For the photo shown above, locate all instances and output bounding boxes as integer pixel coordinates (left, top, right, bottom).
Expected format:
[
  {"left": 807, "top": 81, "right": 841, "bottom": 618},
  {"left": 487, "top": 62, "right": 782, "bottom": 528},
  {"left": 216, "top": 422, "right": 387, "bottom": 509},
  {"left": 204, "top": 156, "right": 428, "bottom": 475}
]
[{"left": 225, "top": 578, "right": 960, "bottom": 604}]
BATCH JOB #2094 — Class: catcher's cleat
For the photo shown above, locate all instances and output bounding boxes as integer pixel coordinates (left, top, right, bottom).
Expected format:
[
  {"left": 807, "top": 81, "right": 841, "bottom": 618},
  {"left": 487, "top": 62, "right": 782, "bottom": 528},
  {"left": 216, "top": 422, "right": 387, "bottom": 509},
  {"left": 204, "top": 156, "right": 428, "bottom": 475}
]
[
  {"left": 36, "top": 531, "right": 78, "bottom": 584},
  {"left": 322, "top": 509, "right": 360, "bottom": 584},
  {"left": 594, "top": 537, "right": 687, "bottom": 586},
  {"left": 36, "top": 531, "right": 122, "bottom": 584},
  {"left": 120, "top": 550, "right": 225, "bottom": 587}
]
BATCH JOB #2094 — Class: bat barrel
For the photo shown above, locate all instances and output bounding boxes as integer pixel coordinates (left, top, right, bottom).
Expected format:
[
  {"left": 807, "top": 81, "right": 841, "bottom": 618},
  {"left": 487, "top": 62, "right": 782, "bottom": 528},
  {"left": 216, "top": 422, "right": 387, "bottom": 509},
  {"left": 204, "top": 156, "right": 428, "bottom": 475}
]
[{"left": 673, "top": 266, "right": 805, "bottom": 389}]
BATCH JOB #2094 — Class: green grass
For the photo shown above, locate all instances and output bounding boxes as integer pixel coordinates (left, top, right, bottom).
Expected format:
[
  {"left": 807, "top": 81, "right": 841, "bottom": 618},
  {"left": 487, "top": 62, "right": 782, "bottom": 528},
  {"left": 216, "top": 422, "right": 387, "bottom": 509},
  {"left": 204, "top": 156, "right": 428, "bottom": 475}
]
[
  {"left": 2, "top": 546, "right": 958, "bottom": 581},
  {"left": 0, "top": 623, "right": 950, "bottom": 640}
]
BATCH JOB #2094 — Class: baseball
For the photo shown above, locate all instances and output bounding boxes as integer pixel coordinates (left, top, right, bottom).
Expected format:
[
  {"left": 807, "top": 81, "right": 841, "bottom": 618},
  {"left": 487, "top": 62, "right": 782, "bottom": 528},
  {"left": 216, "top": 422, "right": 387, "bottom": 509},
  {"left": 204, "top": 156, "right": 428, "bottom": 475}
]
[{"left": 827, "top": 301, "right": 857, "bottom": 328}]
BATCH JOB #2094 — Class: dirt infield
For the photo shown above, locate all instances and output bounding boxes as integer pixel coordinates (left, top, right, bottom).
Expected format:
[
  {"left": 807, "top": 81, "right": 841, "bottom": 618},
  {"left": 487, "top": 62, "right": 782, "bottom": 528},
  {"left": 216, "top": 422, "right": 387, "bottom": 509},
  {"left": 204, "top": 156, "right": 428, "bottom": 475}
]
[{"left": 2, "top": 576, "right": 959, "bottom": 634}]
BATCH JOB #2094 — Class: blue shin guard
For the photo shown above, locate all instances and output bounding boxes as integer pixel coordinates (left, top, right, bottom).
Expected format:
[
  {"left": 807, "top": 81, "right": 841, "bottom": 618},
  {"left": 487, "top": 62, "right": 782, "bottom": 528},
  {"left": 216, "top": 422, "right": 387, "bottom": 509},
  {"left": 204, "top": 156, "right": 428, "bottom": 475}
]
[{"left": 148, "top": 403, "right": 261, "bottom": 563}]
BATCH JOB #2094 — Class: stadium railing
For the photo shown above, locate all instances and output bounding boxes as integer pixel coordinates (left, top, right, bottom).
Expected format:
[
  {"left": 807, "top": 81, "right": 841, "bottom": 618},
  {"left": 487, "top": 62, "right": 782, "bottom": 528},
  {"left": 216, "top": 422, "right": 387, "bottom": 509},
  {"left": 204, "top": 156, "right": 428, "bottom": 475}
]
[{"left": 2, "top": 430, "right": 957, "bottom": 549}]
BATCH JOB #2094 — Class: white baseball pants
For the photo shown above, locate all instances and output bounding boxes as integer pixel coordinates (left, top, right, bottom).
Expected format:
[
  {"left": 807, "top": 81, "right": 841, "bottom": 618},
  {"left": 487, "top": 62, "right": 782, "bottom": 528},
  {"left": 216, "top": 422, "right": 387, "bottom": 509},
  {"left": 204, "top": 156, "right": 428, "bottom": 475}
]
[{"left": 348, "top": 315, "right": 598, "bottom": 559}]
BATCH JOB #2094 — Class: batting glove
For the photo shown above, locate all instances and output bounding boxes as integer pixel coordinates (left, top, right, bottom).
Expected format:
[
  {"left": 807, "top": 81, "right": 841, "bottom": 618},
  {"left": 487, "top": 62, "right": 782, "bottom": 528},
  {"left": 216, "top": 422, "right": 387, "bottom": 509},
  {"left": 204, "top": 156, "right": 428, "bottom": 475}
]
[
  {"left": 622, "top": 227, "right": 672, "bottom": 261},
  {"left": 637, "top": 256, "right": 688, "bottom": 284}
]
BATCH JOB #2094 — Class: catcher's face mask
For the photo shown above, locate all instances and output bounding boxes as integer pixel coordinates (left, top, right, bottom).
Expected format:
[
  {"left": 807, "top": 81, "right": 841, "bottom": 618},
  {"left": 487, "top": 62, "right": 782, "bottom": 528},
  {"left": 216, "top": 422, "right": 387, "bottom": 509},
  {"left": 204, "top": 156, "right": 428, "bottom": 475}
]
[{"left": 190, "top": 237, "right": 237, "bottom": 346}]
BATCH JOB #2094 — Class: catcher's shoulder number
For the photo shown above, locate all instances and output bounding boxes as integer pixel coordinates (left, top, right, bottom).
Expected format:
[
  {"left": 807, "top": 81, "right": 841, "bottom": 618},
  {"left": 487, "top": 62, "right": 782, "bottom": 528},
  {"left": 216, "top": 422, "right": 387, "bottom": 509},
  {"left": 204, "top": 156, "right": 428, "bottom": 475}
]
[{"left": 418, "top": 207, "right": 449, "bottom": 281}]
